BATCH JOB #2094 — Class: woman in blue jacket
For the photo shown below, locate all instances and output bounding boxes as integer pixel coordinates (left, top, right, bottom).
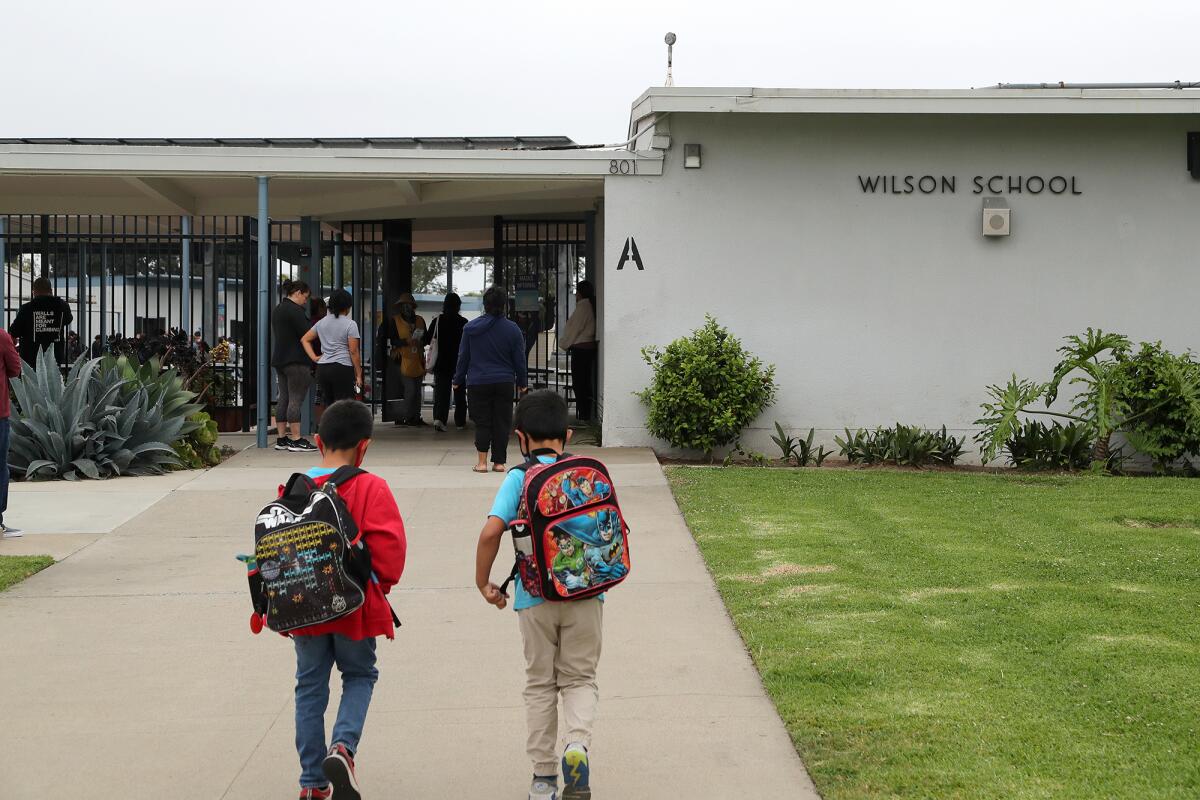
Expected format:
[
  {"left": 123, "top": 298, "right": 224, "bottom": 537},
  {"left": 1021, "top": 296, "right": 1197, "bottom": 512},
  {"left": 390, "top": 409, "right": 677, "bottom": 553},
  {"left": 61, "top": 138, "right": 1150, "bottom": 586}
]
[{"left": 453, "top": 285, "right": 528, "bottom": 472}]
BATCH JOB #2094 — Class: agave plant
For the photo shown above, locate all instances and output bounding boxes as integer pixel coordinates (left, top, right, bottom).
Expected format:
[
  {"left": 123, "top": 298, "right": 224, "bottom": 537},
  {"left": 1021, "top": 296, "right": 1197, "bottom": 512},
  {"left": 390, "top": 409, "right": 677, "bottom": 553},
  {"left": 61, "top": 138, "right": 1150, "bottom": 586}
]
[{"left": 8, "top": 349, "right": 190, "bottom": 480}]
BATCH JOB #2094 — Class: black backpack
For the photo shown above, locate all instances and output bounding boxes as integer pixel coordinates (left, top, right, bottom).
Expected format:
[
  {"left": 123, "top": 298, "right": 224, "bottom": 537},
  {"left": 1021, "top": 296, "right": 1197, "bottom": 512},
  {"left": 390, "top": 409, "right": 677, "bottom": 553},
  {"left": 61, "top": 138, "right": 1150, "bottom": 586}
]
[{"left": 245, "top": 466, "right": 375, "bottom": 634}]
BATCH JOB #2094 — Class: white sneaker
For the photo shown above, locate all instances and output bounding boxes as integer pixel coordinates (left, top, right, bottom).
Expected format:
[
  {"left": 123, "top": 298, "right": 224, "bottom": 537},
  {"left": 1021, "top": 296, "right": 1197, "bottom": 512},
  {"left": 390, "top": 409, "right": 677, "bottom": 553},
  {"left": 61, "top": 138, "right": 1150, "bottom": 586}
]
[
  {"left": 1, "top": 524, "right": 23, "bottom": 538},
  {"left": 529, "top": 776, "right": 558, "bottom": 800},
  {"left": 433, "top": 420, "right": 446, "bottom": 432}
]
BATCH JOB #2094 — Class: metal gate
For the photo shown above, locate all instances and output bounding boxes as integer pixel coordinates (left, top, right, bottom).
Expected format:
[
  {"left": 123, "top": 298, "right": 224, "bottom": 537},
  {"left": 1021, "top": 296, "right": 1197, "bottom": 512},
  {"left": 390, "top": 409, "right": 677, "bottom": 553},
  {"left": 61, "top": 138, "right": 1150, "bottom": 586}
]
[{"left": 495, "top": 216, "right": 594, "bottom": 416}]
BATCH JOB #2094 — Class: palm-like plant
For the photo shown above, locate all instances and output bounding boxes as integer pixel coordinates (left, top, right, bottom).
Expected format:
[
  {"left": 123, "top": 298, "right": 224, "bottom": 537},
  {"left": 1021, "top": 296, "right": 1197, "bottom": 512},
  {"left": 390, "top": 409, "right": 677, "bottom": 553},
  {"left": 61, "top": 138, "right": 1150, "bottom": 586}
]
[{"left": 975, "top": 328, "right": 1200, "bottom": 466}]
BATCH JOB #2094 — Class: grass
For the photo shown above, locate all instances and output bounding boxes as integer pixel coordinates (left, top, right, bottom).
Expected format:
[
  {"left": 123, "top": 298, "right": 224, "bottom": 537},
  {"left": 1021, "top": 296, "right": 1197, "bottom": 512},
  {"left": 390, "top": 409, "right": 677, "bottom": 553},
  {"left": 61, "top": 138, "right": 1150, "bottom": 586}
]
[
  {"left": 0, "top": 555, "right": 53, "bottom": 592},
  {"left": 667, "top": 467, "right": 1200, "bottom": 800}
]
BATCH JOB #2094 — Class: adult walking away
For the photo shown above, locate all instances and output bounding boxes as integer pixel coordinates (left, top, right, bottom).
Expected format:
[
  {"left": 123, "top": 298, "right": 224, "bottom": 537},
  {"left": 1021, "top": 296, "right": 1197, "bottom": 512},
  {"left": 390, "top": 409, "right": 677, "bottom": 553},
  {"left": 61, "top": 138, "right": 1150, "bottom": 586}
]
[
  {"left": 424, "top": 292, "right": 468, "bottom": 432},
  {"left": 272, "top": 280, "right": 317, "bottom": 453},
  {"left": 0, "top": 328, "right": 22, "bottom": 537},
  {"left": 383, "top": 293, "right": 427, "bottom": 427},
  {"left": 558, "top": 280, "right": 598, "bottom": 422},
  {"left": 302, "top": 289, "right": 362, "bottom": 406},
  {"left": 454, "top": 285, "right": 528, "bottom": 473},
  {"left": 10, "top": 277, "right": 74, "bottom": 369}
]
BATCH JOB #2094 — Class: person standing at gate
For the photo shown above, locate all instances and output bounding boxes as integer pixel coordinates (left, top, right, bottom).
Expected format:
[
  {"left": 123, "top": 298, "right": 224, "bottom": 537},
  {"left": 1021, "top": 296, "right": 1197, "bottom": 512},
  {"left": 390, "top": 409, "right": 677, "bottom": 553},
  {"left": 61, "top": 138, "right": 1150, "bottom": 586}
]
[
  {"left": 383, "top": 293, "right": 427, "bottom": 427},
  {"left": 9, "top": 277, "right": 74, "bottom": 370},
  {"left": 558, "top": 280, "right": 597, "bottom": 422},
  {"left": 302, "top": 289, "right": 362, "bottom": 406},
  {"left": 272, "top": 280, "right": 318, "bottom": 452},
  {"left": 454, "top": 285, "right": 528, "bottom": 473},
  {"left": 0, "top": 327, "right": 22, "bottom": 538},
  {"left": 424, "top": 292, "right": 468, "bottom": 432}
]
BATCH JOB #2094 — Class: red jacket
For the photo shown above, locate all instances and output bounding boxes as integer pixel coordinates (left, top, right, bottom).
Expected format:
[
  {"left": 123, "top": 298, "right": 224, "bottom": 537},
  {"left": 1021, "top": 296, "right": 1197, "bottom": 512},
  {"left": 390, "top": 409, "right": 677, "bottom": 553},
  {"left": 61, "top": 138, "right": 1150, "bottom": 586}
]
[
  {"left": 290, "top": 471, "right": 407, "bottom": 640},
  {"left": 0, "top": 329, "right": 21, "bottom": 419}
]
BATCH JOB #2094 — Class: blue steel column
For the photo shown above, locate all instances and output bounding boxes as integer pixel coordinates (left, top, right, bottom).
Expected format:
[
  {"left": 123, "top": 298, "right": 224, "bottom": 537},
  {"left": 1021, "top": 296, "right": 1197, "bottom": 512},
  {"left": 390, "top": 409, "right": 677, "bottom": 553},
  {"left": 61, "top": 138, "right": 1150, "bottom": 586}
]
[
  {"left": 256, "top": 177, "right": 271, "bottom": 448},
  {"left": 0, "top": 217, "right": 7, "bottom": 320},
  {"left": 333, "top": 233, "right": 343, "bottom": 290},
  {"left": 181, "top": 216, "right": 192, "bottom": 338}
]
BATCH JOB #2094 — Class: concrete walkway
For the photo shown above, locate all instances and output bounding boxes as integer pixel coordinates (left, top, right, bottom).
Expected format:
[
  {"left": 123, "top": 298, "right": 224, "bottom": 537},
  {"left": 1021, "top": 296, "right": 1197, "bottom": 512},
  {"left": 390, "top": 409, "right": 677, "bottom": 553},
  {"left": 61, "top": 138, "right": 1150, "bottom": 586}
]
[{"left": 0, "top": 429, "right": 818, "bottom": 799}]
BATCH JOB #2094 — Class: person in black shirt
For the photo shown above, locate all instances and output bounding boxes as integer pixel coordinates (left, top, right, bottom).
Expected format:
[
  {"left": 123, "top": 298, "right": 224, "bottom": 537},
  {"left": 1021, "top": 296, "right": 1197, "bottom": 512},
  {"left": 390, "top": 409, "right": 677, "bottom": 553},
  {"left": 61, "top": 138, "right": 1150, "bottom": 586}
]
[
  {"left": 10, "top": 277, "right": 74, "bottom": 369},
  {"left": 271, "top": 280, "right": 316, "bottom": 452},
  {"left": 424, "top": 292, "right": 469, "bottom": 432}
]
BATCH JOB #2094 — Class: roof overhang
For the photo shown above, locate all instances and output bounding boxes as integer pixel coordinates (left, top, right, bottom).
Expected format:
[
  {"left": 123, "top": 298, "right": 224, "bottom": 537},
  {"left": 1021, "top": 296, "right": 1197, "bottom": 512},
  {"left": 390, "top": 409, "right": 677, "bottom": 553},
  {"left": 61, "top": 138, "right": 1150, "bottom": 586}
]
[
  {"left": 630, "top": 86, "right": 1200, "bottom": 125},
  {"left": 0, "top": 144, "right": 661, "bottom": 218}
]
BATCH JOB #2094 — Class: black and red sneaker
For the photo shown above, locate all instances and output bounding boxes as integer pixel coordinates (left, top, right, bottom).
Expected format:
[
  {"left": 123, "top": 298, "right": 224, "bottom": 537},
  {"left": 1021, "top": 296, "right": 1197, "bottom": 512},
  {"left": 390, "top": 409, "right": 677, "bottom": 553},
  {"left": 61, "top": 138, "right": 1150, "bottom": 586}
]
[
  {"left": 322, "top": 743, "right": 361, "bottom": 800},
  {"left": 298, "top": 786, "right": 331, "bottom": 800}
]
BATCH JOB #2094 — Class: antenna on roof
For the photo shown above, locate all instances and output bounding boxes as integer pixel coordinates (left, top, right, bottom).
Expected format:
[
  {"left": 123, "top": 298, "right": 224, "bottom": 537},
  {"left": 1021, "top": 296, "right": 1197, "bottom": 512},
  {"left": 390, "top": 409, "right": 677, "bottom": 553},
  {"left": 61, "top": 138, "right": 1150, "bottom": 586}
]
[{"left": 664, "top": 32, "right": 676, "bottom": 87}]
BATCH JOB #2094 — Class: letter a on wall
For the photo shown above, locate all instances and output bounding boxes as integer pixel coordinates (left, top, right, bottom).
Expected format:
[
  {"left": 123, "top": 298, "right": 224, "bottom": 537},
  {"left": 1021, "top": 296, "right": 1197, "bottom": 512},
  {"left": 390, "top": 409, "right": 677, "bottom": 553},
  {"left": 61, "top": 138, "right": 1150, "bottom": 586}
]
[{"left": 617, "top": 237, "right": 644, "bottom": 271}]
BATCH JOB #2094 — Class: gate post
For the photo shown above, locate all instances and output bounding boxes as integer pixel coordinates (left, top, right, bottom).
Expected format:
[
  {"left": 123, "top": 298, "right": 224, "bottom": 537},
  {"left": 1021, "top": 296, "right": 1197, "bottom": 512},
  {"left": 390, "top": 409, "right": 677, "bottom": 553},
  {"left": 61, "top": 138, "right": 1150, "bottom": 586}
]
[
  {"left": 256, "top": 177, "right": 271, "bottom": 448},
  {"left": 333, "top": 233, "right": 343, "bottom": 290},
  {"left": 0, "top": 217, "right": 6, "bottom": 321},
  {"left": 181, "top": 216, "right": 192, "bottom": 338}
]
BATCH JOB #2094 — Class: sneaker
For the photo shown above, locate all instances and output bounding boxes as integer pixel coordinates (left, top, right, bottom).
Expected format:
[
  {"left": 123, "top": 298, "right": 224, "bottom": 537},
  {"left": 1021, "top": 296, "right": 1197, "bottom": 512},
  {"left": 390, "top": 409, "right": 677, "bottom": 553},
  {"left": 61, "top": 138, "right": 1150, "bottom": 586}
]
[
  {"left": 562, "top": 743, "right": 590, "bottom": 799},
  {"left": 322, "top": 743, "right": 361, "bottom": 800},
  {"left": 0, "top": 524, "right": 22, "bottom": 539},
  {"left": 288, "top": 438, "right": 318, "bottom": 453},
  {"left": 433, "top": 420, "right": 446, "bottom": 432},
  {"left": 530, "top": 775, "right": 559, "bottom": 800},
  {"left": 456, "top": 425, "right": 466, "bottom": 431},
  {"left": 411, "top": 416, "right": 428, "bottom": 427},
  {"left": 298, "top": 787, "right": 331, "bottom": 800},
  {"left": 274, "top": 437, "right": 291, "bottom": 451}
]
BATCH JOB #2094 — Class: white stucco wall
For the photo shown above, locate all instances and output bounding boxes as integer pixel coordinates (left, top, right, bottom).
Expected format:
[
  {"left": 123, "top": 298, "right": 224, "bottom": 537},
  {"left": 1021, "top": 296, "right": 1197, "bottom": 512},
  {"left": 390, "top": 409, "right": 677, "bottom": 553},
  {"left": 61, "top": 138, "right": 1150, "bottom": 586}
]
[{"left": 601, "top": 112, "right": 1200, "bottom": 461}]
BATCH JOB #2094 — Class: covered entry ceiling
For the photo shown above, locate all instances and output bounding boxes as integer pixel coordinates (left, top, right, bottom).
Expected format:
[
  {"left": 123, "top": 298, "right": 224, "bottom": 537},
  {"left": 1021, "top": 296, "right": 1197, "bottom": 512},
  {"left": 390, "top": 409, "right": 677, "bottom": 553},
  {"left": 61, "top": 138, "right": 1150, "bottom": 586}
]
[{"left": 0, "top": 138, "right": 663, "bottom": 218}]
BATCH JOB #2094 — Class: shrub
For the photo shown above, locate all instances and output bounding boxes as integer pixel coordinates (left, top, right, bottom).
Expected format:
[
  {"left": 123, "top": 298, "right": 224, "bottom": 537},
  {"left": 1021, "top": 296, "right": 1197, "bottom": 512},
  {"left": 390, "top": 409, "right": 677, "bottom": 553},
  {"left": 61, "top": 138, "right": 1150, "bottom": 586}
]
[
  {"left": 1115, "top": 342, "right": 1200, "bottom": 471},
  {"left": 639, "top": 316, "right": 776, "bottom": 458},
  {"left": 9, "top": 350, "right": 194, "bottom": 480},
  {"left": 836, "top": 424, "right": 965, "bottom": 467},
  {"left": 1004, "top": 419, "right": 1093, "bottom": 470},
  {"left": 173, "top": 411, "right": 223, "bottom": 469},
  {"left": 975, "top": 330, "right": 1200, "bottom": 469}
]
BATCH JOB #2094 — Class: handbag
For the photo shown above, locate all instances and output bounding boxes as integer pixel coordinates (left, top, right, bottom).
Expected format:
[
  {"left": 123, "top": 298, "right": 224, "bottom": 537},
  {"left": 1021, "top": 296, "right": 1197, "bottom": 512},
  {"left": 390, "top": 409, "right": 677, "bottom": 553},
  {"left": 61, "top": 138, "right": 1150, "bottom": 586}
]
[{"left": 424, "top": 316, "right": 439, "bottom": 374}]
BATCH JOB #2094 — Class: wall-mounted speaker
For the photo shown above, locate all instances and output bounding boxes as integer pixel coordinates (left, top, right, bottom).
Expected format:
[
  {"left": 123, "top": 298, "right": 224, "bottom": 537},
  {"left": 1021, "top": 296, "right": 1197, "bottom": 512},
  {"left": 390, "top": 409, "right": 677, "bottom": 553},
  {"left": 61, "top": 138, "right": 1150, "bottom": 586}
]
[{"left": 1188, "top": 132, "right": 1200, "bottom": 179}]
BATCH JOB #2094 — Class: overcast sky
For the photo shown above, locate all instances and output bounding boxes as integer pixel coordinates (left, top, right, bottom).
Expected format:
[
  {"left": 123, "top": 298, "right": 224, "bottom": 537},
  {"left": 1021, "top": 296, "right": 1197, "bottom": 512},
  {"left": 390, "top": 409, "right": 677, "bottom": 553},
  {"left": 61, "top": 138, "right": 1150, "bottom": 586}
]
[{"left": 4, "top": 0, "right": 1197, "bottom": 144}]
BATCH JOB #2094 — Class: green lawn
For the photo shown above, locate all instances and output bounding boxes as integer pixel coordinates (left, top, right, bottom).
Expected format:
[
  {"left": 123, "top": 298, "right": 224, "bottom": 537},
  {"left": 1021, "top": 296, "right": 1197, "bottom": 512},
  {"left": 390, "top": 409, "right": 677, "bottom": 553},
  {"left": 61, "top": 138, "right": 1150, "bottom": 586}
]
[
  {"left": 668, "top": 467, "right": 1200, "bottom": 800},
  {"left": 0, "top": 555, "right": 53, "bottom": 592}
]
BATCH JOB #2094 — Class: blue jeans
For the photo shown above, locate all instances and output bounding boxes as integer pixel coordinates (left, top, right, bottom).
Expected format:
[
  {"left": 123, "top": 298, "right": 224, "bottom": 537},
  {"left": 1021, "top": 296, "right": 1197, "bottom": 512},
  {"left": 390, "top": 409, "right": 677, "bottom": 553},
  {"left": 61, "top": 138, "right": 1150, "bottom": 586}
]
[
  {"left": 293, "top": 634, "right": 378, "bottom": 788},
  {"left": 0, "top": 417, "right": 9, "bottom": 525}
]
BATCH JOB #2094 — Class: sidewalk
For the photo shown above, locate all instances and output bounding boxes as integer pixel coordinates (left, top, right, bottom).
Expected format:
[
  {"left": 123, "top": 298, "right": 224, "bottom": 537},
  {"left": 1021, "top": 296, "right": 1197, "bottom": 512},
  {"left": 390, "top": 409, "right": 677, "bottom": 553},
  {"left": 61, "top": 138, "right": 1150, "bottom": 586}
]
[{"left": 0, "top": 429, "right": 818, "bottom": 799}]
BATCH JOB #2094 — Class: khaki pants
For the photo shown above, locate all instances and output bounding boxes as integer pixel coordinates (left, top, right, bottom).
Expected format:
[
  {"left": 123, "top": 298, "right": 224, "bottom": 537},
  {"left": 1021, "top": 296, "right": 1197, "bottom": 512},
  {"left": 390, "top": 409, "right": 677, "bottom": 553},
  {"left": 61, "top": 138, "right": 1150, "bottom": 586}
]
[{"left": 517, "top": 598, "right": 603, "bottom": 776}]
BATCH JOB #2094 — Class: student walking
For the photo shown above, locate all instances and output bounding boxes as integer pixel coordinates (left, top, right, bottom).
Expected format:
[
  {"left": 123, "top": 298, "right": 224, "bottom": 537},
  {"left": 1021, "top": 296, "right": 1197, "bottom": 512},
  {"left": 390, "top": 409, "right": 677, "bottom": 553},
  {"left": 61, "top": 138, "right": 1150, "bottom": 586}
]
[
  {"left": 475, "top": 390, "right": 625, "bottom": 800},
  {"left": 0, "top": 328, "right": 22, "bottom": 537},
  {"left": 272, "top": 280, "right": 317, "bottom": 452},
  {"left": 454, "top": 286, "right": 528, "bottom": 473},
  {"left": 303, "top": 289, "right": 362, "bottom": 406},
  {"left": 424, "top": 292, "right": 468, "bottom": 432},
  {"left": 279, "top": 400, "right": 407, "bottom": 800}
]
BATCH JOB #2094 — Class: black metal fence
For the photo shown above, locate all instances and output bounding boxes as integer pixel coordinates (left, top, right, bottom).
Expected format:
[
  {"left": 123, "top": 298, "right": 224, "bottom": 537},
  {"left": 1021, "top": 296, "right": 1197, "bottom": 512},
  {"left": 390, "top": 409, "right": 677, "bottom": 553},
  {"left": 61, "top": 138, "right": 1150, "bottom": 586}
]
[{"left": 496, "top": 218, "right": 592, "bottom": 413}]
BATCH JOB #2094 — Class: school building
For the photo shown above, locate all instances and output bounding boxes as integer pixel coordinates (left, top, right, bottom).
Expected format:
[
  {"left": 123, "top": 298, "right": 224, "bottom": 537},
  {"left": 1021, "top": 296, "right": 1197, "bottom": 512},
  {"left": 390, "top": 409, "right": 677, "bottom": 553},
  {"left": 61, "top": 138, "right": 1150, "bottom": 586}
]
[{"left": 2, "top": 86, "right": 1199, "bottom": 457}]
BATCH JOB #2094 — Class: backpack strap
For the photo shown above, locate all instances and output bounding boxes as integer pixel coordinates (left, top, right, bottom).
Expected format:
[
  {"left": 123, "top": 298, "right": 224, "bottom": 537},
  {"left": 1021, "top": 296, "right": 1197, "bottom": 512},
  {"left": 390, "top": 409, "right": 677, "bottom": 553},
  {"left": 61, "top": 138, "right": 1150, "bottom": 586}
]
[{"left": 325, "top": 465, "right": 365, "bottom": 490}]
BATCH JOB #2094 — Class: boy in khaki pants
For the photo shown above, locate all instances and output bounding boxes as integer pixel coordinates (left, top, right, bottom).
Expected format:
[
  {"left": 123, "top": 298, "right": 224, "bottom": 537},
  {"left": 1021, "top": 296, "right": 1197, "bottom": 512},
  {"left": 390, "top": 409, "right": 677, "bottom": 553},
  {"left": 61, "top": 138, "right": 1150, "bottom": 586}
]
[{"left": 475, "top": 390, "right": 601, "bottom": 800}]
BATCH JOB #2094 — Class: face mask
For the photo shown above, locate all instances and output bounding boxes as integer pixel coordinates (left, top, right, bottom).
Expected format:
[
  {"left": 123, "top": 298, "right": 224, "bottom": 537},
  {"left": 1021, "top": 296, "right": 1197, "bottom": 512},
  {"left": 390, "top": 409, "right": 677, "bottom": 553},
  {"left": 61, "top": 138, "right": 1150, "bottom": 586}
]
[{"left": 399, "top": 305, "right": 415, "bottom": 323}]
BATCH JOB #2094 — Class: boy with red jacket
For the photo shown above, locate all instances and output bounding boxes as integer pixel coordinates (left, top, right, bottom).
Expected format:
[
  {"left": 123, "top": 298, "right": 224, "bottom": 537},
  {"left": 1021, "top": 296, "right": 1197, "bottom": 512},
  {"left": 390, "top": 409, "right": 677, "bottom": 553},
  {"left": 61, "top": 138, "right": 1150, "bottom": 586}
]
[{"left": 288, "top": 400, "right": 407, "bottom": 800}]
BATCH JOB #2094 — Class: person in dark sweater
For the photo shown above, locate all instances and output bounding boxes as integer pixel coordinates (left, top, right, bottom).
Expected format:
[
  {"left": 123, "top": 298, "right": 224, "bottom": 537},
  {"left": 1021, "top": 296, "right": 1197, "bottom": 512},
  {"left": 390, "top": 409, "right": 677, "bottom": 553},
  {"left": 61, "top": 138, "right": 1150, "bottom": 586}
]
[
  {"left": 271, "top": 280, "right": 316, "bottom": 452},
  {"left": 10, "top": 277, "right": 74, "bottom": 369},
  {"left": 424, "top": 292, "right": 469, "bottom": 432},
  {"left": 453, "top": 285, "right": 528, "bottom": 472}
]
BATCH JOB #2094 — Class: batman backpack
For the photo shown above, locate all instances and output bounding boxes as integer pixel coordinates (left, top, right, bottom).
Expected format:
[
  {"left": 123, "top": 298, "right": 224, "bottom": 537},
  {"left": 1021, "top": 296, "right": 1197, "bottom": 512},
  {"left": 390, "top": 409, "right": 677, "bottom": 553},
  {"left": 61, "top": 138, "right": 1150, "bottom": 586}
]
[
  {"left": 243, "top": 466, "right": 375, "bottom": 634},
  {"left": 500, "top": 450, "right": 631, "bottom": 602}
]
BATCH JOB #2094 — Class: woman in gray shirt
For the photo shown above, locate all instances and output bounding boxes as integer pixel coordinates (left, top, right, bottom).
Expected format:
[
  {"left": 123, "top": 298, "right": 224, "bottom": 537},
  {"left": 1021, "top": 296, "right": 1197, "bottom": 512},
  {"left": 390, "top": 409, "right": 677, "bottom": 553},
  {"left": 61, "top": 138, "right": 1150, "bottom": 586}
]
[{"left": 301, "top": 289, "right": 362, "bottom": 405}]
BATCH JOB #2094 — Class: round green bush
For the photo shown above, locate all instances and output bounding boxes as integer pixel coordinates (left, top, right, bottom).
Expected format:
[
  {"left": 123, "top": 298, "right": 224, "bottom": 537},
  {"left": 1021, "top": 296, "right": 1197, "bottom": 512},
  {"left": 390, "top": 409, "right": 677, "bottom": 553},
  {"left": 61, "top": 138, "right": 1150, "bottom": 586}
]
[{"left": 638, "top": 315, "right": 776, "bottom": 457}]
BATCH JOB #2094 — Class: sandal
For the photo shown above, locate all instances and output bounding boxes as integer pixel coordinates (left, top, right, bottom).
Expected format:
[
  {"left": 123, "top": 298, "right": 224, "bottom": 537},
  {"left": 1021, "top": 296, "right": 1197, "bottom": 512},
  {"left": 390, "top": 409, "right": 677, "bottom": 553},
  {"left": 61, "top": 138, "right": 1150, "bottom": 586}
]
[
  {"left": 472, "top": 466, "right": 489, "bottom": 474},
  {"left": 492, "top": 465, "right": 507, "bottom": 473}
]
